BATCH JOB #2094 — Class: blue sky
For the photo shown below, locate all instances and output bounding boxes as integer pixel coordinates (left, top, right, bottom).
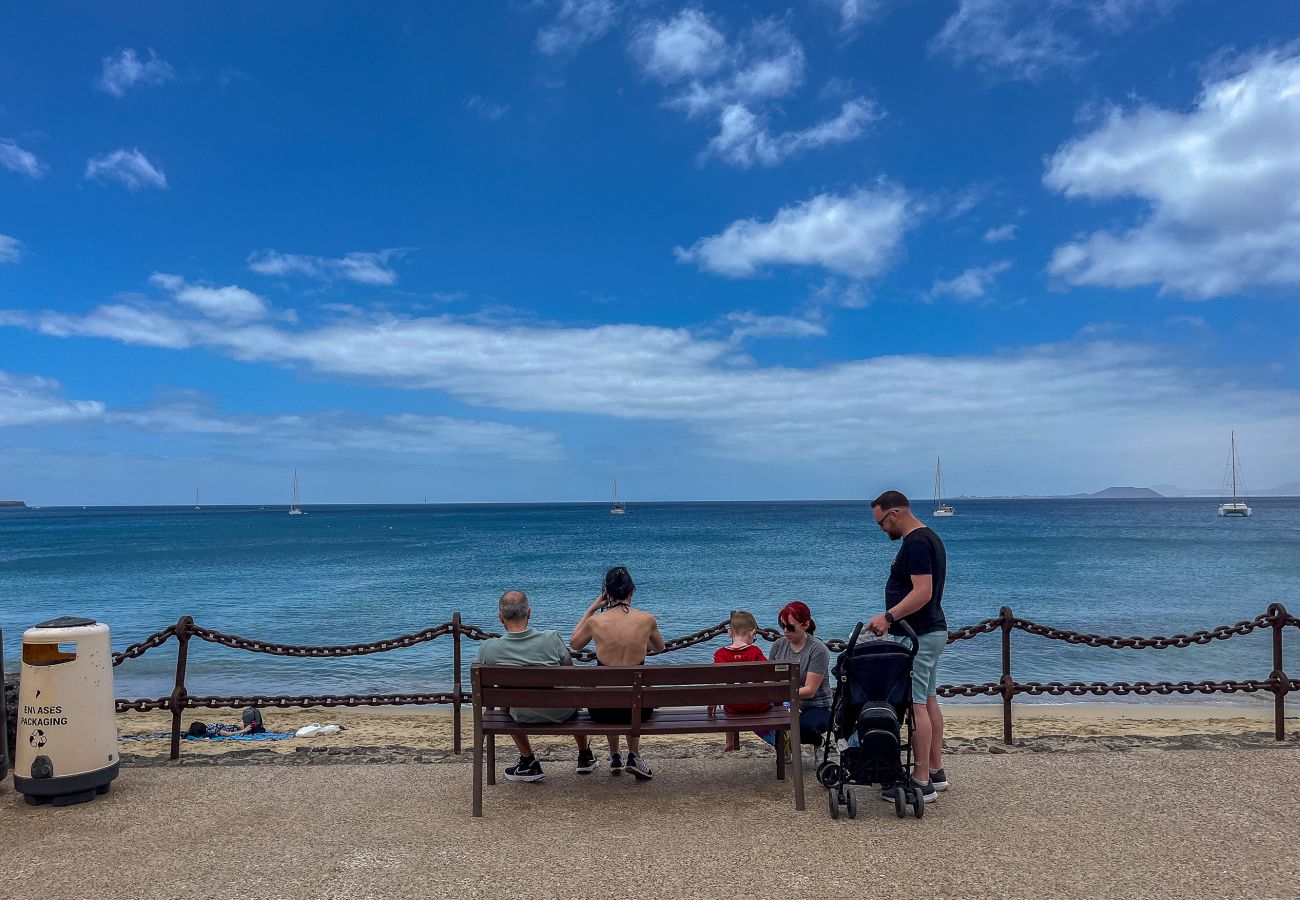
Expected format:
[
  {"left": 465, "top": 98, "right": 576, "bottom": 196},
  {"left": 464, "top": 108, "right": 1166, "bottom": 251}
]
[{"left": 2, "top": 1, "right": 1299, "bottom": 503}]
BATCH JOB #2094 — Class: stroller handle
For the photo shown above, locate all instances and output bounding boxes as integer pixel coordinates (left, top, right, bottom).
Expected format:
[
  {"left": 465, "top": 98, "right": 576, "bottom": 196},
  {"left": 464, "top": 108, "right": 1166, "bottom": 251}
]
[{"left": 844, "top": 619, "right": 918, "bottom": 656}]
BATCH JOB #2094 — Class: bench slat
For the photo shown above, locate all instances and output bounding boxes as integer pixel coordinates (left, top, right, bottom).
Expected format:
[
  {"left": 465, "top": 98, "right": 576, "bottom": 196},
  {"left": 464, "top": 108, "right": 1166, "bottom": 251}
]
[{"left": 480, "top": 709, "right": 793, "bottom": 735}]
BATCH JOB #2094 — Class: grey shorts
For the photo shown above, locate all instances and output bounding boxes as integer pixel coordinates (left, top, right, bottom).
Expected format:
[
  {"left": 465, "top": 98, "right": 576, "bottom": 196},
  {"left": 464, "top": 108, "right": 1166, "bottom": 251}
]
[{"left": 891, "top": 630, "right": 947, "bottom": 703}]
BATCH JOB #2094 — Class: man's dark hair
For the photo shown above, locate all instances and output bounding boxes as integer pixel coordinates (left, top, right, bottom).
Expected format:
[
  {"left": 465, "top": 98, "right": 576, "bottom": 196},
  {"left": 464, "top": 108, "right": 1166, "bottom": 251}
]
[
  {"left": 603, "top": 565, "right": 635, "bottom": 601},
  {"left": 871, "top": 490, "right": 911, "bottom": 511}
]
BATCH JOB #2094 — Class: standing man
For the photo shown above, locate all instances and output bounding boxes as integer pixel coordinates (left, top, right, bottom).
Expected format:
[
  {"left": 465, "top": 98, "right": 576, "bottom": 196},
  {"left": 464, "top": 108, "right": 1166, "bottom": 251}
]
[
  {"left": 476, "top": 590, "right": 598, "bottom": 782},
  {"left": 866, "top": 490, "right": 949, "bottom": 804}
]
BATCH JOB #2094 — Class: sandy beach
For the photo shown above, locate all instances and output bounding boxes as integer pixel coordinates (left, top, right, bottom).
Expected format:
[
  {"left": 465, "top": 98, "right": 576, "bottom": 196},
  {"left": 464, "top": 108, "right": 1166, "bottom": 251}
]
[{"left": 115, "top": 702, "right": 1300, "bottom": 764}]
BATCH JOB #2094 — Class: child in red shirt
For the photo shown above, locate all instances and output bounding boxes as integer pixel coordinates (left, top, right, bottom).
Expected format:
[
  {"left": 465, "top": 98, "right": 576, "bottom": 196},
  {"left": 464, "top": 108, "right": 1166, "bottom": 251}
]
[{"left": 710, "top": 609, "right": 771, "bottom": 751}]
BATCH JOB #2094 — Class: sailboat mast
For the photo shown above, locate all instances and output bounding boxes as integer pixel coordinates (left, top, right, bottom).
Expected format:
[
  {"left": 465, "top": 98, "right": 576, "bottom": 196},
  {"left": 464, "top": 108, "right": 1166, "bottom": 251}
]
[{"left": 1230, "top": 432, "right": 1238, "bottom": 501}]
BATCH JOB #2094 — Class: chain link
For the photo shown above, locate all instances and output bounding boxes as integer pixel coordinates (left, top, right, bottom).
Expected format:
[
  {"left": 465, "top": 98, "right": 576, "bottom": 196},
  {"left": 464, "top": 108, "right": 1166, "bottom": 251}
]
[
  {"left": 111, "top": 626, "right": 178, "bottom": 667},
  {"left": 188, "top": 622, "right": 454, "bottom": 657},
  {"left": 1010, "top": 613, "right": 1275, "bottom": 649}
]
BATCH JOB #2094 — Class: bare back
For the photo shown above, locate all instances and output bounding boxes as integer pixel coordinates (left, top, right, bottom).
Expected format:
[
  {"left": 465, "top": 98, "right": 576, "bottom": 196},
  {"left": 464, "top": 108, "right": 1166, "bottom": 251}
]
[{"left": 587, "top": 606, "right": 661, "bottom": 666}]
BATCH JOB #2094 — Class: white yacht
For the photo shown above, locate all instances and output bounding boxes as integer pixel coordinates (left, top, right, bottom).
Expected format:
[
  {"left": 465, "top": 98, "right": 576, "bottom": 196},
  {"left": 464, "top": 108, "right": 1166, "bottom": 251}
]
[
  {"left": 610, "top": 479, "right": 625, "bottom": 515},
  {"left": 1218, "top": 433, "right": 1252, "bottom": 517},
  {"left": 933, "top": 457, "right": 955, "bottom": 517},
  {"left": 289, "top": 470, "right": 305, "bottom": 516}
]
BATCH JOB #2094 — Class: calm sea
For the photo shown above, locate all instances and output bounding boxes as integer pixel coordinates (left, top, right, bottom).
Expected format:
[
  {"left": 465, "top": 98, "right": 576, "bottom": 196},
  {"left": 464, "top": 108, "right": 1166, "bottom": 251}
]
[{"left": 2, "top": 500, "right": 1298, "bottom": 702}]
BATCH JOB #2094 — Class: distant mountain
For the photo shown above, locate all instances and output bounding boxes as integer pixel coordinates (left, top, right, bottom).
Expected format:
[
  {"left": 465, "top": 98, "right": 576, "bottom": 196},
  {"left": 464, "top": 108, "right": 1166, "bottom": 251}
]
[
  {"left": 0, "top": 500, "right": 27, "bottom": 508},
  {"left": 1154, "top": 482, "right": 1300, "bottom": 497},
  {"left": 1075, "top": 486, "right": 1165, "bottom": 499}
]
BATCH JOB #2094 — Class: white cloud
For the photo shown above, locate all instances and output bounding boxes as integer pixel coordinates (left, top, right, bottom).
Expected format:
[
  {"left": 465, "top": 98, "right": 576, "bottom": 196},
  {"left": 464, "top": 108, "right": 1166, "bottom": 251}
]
[
  {"left": 5, "top": 302, "right": 1299, "bottom": 476},
  {"left": 817, "top": 0, "right": 896, "bottom": 35},
  {"left": 109, "top": 401, "right": 564, "bottom": 462},
  {"left": 465, "top": 95, "right": 510, "bottom": 121},
  {"left": 725, "top": 311, "right": 827, "bottom": 343},
  {"left": 150, "top": 273, "right": 269, "bottom": 323},
  {"left": 0, "top": 235, "right": 21, "bottom": 263},
  {"left": 247, "top": 249, "right": 405, "bottom": 286},
  {"left": 536, "top": 0, "right": 618, "bottom": 57},
  {"left": 84, "top": 148, "right": 168, "bottom": 190},
  {"left": 983, "top": 223, "right": 1017, "bottom": 242},
  {"left": 662, "top": 18, "right": 806, "bottom": 118},
  {"left": 629, "top": 9, "right": 729, "bottom": 82},
  {"left": 676, "top": 186, "right": 913, "bottom": 279},
  {"left": 0, "top": 371, "right": 105, "bottom": 427},
  {"left": 930, "top": 0, "right": 1174, "bottom": 81},
  {"left": 95, "top": 48, "right": 175, "bottom": 97},
  {"left": 704, "top": 97, "right": 882, "bottom": 168},
  {"left": 0, "top": 139, "right": 47, "bottom": 179},
  {"left": 1166, "top": 315, "right": 1206, "bottom": 328},
  {"left": 1045, "top": 50, "right": 1300, "bottom": 299},
  {"left": 930, "top": 261, "right": 1011, "bottom": 301}
]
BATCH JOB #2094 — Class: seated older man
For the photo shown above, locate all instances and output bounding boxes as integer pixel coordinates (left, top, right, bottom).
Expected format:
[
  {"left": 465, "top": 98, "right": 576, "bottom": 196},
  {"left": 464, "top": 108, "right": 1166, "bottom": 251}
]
[{"left": 475, "top": 590, "right": 596, "bottom": 781}]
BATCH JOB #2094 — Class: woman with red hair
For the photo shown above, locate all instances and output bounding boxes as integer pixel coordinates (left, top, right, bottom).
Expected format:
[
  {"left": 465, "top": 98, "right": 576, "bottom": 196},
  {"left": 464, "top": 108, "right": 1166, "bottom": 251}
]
[{"left": 768, "top": 600, "right": 833, "bottom": 750}]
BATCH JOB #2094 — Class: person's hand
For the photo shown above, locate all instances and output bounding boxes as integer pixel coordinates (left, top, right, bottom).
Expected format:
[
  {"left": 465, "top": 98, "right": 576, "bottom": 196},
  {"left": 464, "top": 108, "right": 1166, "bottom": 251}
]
[
  {"left": 866, "top": 613, "right": 889, "bottom": 636},
  {"left": 586, "top": 593, "right": 607, "bottom": 615},
  {"left": 707, "top": 705, "right": 717, "bottom": 718}
]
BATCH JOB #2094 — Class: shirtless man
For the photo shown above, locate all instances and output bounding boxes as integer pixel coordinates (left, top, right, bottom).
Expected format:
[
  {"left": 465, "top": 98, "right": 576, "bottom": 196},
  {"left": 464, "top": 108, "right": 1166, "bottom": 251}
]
[{"left": 570, "top": 566, "right": 665, "bottom": 780}]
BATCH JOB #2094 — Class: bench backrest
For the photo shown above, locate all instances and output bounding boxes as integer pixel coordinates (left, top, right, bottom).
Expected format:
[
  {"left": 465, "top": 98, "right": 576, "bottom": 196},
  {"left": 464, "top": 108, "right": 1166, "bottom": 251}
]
[{"left": 472, "top": 661, "right": 800, "bottom": 712}]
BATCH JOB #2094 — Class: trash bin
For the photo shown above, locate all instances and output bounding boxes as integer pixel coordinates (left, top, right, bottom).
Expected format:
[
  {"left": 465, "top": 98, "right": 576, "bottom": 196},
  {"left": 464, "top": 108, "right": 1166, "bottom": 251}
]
[{"left": 14, "top": 616, "right": 120, "bottom": 806}]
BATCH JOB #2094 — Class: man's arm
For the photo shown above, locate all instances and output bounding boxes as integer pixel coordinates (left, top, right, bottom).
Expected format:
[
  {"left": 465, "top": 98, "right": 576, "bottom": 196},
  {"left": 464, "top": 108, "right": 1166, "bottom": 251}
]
[{"left": 867, "top": 574, "right": 932, "bottom": 635}]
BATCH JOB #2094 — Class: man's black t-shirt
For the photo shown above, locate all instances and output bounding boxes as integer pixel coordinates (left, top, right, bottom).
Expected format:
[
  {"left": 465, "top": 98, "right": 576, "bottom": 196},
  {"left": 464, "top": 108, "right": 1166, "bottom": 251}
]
[{"left": 885, "top": 526, "right": 947, "bottom": 636}]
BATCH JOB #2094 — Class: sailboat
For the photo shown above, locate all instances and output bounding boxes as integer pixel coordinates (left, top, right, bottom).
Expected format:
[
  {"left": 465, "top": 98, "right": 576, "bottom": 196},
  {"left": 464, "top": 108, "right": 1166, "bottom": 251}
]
[
  {"left": 1218, "top": 433, "right": 1252, "bottom": 517},
  {"left": 289, "top": 470, "right": 305, "bottom": 516},
  {"left": 932, "top": 457, "right": 955, "bottom": 517},
  {"left": 193, "top": 489, "right": 201, "bottom": 510},
  {"left": 610, "top": 479, "right": 626, "bottom": 516}
]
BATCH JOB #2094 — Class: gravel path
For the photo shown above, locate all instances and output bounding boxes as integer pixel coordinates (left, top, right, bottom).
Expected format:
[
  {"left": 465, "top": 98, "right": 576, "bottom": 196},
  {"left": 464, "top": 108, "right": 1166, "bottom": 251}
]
[{"left": 4, "top": 747, "right": 1298, "bottom": 900}]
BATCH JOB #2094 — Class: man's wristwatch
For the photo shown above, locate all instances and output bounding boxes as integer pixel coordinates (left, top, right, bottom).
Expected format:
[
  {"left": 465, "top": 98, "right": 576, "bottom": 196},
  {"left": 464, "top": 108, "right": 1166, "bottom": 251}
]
[{"left": 884, "top": 611, "right": 896, "bottom": 625}]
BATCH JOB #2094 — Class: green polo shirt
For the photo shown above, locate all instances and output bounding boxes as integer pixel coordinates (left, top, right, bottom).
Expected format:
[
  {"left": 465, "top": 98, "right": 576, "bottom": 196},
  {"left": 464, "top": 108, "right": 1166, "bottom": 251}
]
[{"left": 475, "top": 627, "right": 577, "bottom": 724}]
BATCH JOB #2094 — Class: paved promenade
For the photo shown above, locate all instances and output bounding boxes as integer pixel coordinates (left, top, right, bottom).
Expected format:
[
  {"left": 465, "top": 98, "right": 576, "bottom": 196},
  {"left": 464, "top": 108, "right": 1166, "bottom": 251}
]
[{"left": 5, "top": 747, "right": 1299, "bottom": 900}]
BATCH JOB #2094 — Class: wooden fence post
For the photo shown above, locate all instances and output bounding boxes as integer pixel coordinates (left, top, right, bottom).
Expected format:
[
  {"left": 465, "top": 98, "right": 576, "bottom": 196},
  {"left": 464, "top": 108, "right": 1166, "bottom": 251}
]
[
  {"left": 452, "top": 612, "right": 463, "bottom": 755},
  {"left": 1269, "top": 603, "right": 1288, "bottom": 742},
  {"left": 169, "top": 616, "right": 193, "bottom": 761},
  {"left": 1000, "top": 606, "right": 1014, "bottom": 746}
]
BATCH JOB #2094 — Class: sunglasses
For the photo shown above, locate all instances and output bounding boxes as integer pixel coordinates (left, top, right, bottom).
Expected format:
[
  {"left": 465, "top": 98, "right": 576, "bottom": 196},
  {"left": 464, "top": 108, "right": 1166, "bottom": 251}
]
[{"left": 780, "top": 621, "right": 800, "bottom": 632}]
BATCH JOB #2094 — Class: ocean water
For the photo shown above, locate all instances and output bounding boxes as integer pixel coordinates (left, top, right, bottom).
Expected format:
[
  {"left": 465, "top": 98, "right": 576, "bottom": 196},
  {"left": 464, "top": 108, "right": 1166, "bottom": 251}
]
[{"left": 2, "top": 499, "right": 1298, "bottom": 702}]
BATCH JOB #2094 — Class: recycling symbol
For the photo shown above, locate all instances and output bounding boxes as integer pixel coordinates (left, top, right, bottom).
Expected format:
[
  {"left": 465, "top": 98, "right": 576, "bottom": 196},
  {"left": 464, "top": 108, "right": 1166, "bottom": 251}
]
[{"left": 29, "top": 729, "right": 47, "bottom": 749}]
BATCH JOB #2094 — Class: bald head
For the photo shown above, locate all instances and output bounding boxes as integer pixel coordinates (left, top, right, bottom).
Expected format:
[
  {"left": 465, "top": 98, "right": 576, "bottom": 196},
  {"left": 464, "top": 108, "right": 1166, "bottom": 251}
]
[{"left": 499, "top": 590, "right": 530, "bottom": 624}]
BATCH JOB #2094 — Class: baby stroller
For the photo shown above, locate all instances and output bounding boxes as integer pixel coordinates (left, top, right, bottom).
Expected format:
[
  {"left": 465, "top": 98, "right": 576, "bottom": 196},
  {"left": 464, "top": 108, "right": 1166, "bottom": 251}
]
[{"left": 815, "top": 619, "right": 925, "bottom": 819}]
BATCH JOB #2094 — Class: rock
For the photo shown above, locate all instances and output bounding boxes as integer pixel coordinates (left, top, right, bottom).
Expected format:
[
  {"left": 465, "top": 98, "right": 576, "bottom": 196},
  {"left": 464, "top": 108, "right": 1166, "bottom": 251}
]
[{"left": 988, "top": 743, "right": 1007, "bottom": 754}]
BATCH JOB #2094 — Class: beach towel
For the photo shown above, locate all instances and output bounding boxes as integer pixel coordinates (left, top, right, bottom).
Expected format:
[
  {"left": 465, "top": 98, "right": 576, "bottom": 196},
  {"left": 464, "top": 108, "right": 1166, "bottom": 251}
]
[
  {"left": 122, "top": 723, "right": 242, "bottom": 741},
  {"left": 186, "top": 731, "right": 296, "bottom": 742}
]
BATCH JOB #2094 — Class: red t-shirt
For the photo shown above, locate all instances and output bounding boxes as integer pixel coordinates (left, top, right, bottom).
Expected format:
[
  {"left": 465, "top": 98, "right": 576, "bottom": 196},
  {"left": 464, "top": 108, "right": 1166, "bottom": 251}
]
[{"left": 713, "top": 644, "right": 771, "bottom": 715}]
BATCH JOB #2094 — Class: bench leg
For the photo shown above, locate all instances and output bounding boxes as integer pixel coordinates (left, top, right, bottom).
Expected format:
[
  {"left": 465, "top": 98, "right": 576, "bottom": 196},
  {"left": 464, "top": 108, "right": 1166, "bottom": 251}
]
[
  {"left": 487, "top": 733, "right": 496, "bottom": 786},
  {"left": 775, "top": 729, "right": 786, "bottom": 781},
  {"left": 472, "top": 731, "right": 484, "bottom": 817},
  {"left": 792, "top": 737, "right": 805, "bottom": 811}
]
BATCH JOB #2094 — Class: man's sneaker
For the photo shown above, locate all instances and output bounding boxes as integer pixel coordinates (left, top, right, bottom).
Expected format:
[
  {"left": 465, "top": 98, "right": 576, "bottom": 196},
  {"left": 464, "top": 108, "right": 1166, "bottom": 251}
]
[
  {"left": 625, "top": 752, "right": 653, "bottom": 780},
  {"left": 609, "top": 752, "right": 624, "bottom": 775},
  {"left": 930, "top": 768, "right": 949, "bottom": 791},
  {"left": 881, "top": 779, "right": 938, "bottom": 803},
  {"left": 504, "top": 756, "right": 544, "bottom": 783},
  {"left": 575, "top": 748, "right": 599, "bottom": 774}
]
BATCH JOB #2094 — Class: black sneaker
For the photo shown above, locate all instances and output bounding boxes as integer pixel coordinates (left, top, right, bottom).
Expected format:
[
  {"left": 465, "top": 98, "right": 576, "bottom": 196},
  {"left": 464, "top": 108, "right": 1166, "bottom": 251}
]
[
  {"left": 575, "top": 748, "right": 599, "bottom": 774},
  {"left": 504, "top": 756, "right": 544, "bottom": 783},
  {"left": 930, "top": 768, "right": 949, "bottom": 791},
  {"left": 625, "top": 752, "right": 653, "bottom": 780},
  {"left": 913, "top": 778, "right": 938, "bottom": 803},
  {"left": 609, "top": 752, "right": 624, "bottom": 775}
]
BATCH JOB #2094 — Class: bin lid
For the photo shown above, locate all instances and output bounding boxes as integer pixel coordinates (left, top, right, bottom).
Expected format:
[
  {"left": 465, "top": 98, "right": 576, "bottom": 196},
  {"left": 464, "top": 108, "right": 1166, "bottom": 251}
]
[{"left": 34, "top": 615, "right": 98, "bottom": 629}]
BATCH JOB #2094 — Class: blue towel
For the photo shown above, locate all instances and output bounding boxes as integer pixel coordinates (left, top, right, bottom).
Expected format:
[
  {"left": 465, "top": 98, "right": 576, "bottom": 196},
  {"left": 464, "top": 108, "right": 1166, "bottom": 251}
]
[{"left": 187, "top": 731, "right": 296, "bottom": 742}]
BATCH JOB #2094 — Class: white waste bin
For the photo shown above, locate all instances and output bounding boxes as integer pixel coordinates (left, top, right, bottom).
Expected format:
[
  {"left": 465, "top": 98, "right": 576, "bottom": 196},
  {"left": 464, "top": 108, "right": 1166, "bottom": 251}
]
[{"left": 14, "top": 616, "right": 120, "bottom": 806}]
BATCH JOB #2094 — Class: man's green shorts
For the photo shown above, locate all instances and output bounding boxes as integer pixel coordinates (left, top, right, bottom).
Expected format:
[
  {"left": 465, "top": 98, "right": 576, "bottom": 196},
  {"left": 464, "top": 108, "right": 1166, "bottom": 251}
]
[{"left": 890, "top": 630, "right": 947, "bottom": 703}]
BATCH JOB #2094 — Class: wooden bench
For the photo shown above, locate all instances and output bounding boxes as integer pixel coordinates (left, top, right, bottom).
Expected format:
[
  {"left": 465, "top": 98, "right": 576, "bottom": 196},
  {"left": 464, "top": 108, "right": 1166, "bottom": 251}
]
[{"left": 470, "top": 661, "right": 805, "bottom": 816}]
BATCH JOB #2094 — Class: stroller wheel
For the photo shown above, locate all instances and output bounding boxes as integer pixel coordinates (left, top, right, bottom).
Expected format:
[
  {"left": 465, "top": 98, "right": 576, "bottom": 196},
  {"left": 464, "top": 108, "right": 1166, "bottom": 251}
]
[
  {"left": 846, "top": 789, "right": 858, "bottom": 819},
  {"left": 828, "top": 790, "right": 840, "bottom": 820},
  {"left": 910, "top": 786, "right": 925, "bottom": 819},
  {"left": 817, "top": 763, "right": 844, "bottom": 789},
  {"left": 893, "top": 786, "right": 907, "bottom": 819}
]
